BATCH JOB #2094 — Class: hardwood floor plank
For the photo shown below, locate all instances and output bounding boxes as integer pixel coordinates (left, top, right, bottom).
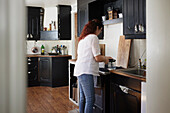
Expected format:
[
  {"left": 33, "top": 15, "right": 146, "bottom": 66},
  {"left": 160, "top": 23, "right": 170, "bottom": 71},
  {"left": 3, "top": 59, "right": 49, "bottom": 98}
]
[{"left": 27, "top": 86, "right": 78, "bottom": 113}]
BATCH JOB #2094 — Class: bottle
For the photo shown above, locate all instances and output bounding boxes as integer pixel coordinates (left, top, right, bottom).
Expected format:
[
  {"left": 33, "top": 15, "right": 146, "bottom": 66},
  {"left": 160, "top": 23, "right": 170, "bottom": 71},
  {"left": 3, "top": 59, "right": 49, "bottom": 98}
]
[
  {"left": 138, "top": 58, "right": 142, "bottom": 69},
  {"left": 143, "top": 59, "right": 146, "bottom": 69},
  {"left": 56, "top": 45, "right": 60, "bottom": 54},
  {"left": 49, "top": 23, "right": 52, "bottom": 31},
  {"left": 61, "top": 45, "right": 64, "bottom": 55},
  {"left": 54, "top": 21, "right": 56, "bottom": 30},
  {"left": 41, "top": 45, "right": 45, "bottom": 55}
]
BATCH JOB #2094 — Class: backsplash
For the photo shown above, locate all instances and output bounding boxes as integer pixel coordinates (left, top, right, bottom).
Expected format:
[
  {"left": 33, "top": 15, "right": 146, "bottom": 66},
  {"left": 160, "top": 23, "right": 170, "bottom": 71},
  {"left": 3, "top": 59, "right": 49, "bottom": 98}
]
[{"left": 27, "top": 40, "right": 72, "bottom": 55}]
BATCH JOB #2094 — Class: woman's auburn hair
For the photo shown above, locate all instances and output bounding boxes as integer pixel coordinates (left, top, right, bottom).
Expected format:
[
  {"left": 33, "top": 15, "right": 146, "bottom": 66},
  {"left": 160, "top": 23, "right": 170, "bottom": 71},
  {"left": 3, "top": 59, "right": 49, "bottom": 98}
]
[{"left": 79, "top": 19, "right": 103, "bottom": 41}]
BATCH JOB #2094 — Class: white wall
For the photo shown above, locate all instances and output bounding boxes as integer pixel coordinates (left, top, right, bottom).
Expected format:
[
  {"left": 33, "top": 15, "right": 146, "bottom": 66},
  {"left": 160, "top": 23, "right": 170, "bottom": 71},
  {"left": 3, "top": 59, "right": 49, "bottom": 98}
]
[
  {"left": 44, "top": 7, "right": 58, "bottom": 29},
  {"left": 147, "top": 0, "right": 170, "bottom": 113},
  {"left": 27, "top": 40, "right": 72, "bottom": 55},
  {"left": 100, "top": 23, "right": 146, "bottom": 67}
]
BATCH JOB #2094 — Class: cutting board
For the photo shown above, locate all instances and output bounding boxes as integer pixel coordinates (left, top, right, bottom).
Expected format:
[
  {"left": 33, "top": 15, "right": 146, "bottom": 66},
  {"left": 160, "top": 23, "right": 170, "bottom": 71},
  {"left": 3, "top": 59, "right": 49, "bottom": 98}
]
[
  {"left": 99, "top": 44, "right": 105, "bottom": 56},
  {"left": 116, "top": 36, "right": 131, "bottom": 68}
]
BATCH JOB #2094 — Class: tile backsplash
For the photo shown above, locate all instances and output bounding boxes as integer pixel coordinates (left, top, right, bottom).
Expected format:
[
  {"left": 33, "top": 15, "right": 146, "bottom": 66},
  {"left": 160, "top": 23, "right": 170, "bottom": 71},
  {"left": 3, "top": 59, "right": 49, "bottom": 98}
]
[{"left": 27, "top": 40, "right": 72, "bottom": 55}]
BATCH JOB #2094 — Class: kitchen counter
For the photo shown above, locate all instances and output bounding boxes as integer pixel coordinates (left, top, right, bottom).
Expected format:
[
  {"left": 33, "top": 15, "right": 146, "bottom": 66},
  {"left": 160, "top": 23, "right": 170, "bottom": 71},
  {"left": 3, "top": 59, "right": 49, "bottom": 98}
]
[
  {"left": 68, "top": 59, "right": 146, "bottom": 82},
  {"left": 27, "top": 54, "right": 72, "bottom": 58},
  {"left": 69, "top": 59, "right": 76, "bottom": 64},
  {"left": 110, "top": 69, "right": 146, "bottom": 82}
]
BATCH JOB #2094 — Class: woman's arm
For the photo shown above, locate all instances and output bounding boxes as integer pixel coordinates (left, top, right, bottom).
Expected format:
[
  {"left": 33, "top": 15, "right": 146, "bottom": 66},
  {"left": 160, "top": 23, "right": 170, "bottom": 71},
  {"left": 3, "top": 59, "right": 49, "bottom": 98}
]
[{"left": 95, "top": 55, "right": 112, "bottom": 64}]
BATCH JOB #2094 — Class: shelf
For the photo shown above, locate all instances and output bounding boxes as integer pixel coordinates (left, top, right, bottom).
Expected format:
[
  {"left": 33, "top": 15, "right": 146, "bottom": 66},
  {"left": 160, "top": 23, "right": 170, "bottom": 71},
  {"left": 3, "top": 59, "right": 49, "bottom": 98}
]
[{"left": 103, "top": 18, "right": 123, "bottom": 25}]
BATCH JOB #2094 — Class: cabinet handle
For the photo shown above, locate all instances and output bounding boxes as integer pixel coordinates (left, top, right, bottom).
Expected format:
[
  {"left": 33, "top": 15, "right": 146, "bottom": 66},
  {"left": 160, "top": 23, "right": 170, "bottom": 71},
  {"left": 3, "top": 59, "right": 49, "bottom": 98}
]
[
  {"left": 119, "top": 85, "right": 129, "bottom": 94},
  {"left": 135, "top": 24, "right": 138, "bottom": 33},
  {"left": 139, "top": 24, "right": 144, "bottom": 33},
  {"left": 30, "top": 34, "right": 33, "bottom": 38},
  {"left": 27, "top": 34, "right": 29, "bottom": 39},
  {"left": 28, "top": 72, "right": 31, "bottom": 74},
  {"left": 128, "top": 26, "right": 132, "bottom": 29},
  {"left": 28, "top": 63, "right": 31, "bottom": 65},
  {"left": 28, "top": 59, "right": 31, "bottom": 61}
]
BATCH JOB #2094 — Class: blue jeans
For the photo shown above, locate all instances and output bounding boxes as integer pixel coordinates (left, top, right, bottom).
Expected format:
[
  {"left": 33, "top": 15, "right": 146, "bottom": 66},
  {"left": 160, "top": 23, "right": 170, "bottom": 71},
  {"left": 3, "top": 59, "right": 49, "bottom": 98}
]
[{"left": 78, "top": 74, "right": 95, "bottom": 113}]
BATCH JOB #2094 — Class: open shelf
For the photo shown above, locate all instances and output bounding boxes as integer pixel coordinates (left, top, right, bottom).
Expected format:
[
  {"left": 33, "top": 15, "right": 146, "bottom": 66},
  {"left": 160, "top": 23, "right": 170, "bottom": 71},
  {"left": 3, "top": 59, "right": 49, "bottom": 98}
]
[{"left": 103, "top": 18, "right": 123, "bottom": 25}]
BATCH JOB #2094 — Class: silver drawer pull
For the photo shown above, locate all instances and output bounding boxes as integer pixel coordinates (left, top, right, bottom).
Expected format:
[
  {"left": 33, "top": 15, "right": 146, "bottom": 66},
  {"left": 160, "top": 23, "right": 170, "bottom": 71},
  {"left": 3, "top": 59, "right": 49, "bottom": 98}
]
[
  {"left": 28, "top": 63, "right": 31, "bottom": 65},
  {"left": 28, "top": 72, "right": 31, "bottom": 74},
  {"left": 119, "top": 85, "right": 129, "bottom": 94}
]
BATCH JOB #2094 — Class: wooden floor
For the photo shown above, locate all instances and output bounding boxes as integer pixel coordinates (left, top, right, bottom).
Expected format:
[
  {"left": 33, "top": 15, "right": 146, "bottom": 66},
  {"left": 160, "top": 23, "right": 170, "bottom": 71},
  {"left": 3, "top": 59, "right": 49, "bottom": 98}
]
[{"left": 27, "top": 86, "right": 78, "bottom": 113}]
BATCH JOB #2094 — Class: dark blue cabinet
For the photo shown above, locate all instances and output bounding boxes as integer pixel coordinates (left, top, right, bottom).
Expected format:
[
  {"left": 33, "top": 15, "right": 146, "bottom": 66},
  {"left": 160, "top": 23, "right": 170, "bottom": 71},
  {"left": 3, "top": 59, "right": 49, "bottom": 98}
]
[
  {"left": 58, "top": 5, "right": 71, "bottom": 40},
  {"left": 123, "top": 0, "right": 146, "bottom": 39},
  {"left": 27, "top": 7, "right": 44, "bottom": 40}
]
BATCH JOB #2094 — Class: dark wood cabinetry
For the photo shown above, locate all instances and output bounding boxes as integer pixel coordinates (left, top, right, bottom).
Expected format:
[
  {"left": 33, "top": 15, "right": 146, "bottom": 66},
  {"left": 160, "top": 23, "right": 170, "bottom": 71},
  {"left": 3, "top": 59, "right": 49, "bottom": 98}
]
[
  {"left": 38, "top": 57, "right": 52, "bottom": 86},
  {"left": 58, "top": 5, "right": 71, "bottom": 40},
  {"left": 27, "top": 57, "right": 39, "bottom": 86},
  {"left": 38, "top": 56, "right": 72, "bottom": 87},
  {"left": 27, "top": 7, "right": 44, "bottom": 40},
  {"left": 123, "top": 0, "right": 146, "bottom": 39},
  {"left": 77, "top": 0, "right": 104, "bottom": 39},
  {"left": 27, "top": 56, "right": 71, "bottom": 87},
  {"left": 52, "top": 57, "right": 71, "bottom": 87},
  {"left": 110, "top": 74, "right": 141, "bottom": 113},
  {"left": 93, "top": 75, "right": 110, "bottom": 113}
]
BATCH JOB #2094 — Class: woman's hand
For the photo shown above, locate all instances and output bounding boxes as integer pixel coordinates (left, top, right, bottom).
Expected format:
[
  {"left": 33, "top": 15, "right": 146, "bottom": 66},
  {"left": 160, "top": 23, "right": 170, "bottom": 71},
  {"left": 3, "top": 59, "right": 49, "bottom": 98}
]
[
  {"left": 95, "top": 55, "right": 113, "bottom": 64},
  {"left": 104, "top": 56, "right": 113, "bottom": 64}
]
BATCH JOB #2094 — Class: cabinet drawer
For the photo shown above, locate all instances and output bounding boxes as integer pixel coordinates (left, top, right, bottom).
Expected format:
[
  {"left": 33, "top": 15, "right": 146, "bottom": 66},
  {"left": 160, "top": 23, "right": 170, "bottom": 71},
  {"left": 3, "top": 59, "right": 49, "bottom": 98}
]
[{"left": 111, "top": 74, "right": 141, "bottom": 92}]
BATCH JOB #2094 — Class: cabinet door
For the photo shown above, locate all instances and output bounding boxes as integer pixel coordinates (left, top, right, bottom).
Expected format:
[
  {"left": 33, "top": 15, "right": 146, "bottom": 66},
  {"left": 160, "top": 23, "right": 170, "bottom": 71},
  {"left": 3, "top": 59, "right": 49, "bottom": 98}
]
[
  {"left": 110, "top": 83, "right": 141, "bottom": 113},
  {"left": 27, "top": 57, "right": 39, "bottom": 87},
  {"left": 58, "top": 5, "right": 71, "bottom": 40},
  {"left": 138, "top": 0, "right": 146, "bottom": 34},
  {"left": 52, "top": 57, "right": 71, "bottom": 87},
  {"left": 77, "top": 4, "right": 88, "bottom": 36},
  {"left": 88, "top": 0, "right": 104, "bottom": 39},
  {"left": 123, "top": 0, "right": 146, "bottom": 38},
  {"left": 27, "top": 7, "right": 41, "bottom": 40},
  {"left": 123, "top": 0, "right": 138, "bottom": 35},
  {"left": 39, "top": 57, "right": 52, "bottom": 84}
]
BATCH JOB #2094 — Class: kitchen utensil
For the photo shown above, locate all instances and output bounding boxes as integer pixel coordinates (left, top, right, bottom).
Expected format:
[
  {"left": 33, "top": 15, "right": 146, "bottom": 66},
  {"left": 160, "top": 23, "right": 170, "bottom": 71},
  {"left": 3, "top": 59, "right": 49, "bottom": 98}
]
[{"left": 31, "top": 41, "right": 38, "bottom": 53}]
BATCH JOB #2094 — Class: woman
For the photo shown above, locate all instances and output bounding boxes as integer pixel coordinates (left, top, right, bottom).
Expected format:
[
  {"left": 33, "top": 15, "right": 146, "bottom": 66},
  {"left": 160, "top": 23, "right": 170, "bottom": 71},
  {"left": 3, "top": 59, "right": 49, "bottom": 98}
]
[{"left": 74, "top": 19, "right": 112, "bottom": 113}]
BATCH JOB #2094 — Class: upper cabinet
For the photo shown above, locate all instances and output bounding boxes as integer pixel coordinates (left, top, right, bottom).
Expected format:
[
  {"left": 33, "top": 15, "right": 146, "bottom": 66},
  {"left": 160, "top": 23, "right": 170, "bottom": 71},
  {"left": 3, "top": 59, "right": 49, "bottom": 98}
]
[
  {"left": 77, "top": 0, "right": 104, "bottom": 39},
  {"left": 123, "top": 0, "right": 146, "bottom": 39},
  {"left": 27, "top": 7, "right": 44, "bottom": 40},
  {"left": 58, "top": 5, "right": 71, "bottom": 40},
  {"left": 77, "top": 0, "right": 123, "bottom": 40}
]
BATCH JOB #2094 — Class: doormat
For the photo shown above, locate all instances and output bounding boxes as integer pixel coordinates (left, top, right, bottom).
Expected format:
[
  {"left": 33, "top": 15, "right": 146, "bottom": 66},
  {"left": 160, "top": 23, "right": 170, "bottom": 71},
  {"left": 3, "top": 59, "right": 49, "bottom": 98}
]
[{"left": 68, "top": 109, "right": 79, "bottom": 113}]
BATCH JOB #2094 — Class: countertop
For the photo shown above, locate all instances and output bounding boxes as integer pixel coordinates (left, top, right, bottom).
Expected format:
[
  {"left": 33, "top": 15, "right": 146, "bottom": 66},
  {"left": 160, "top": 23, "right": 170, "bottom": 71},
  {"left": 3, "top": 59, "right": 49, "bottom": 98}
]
[
  {"left": 69, "top": 59, "right": 77, "bottom": 64},
  {"left": 110, "top": 69, "right": 146, "bottom": 82},
  {"left": 68, "top": 59, "right": 146, "bottom": 82},
  {"left": 27, "top": 54, "right": 72, "bottom": 58}
]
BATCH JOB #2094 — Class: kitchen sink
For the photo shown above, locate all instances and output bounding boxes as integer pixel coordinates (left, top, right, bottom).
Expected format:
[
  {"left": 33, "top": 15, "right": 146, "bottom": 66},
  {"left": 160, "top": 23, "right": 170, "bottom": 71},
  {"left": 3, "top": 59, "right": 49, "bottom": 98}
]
[{"left": 120, "top": 68, "right": 146, "bottom": 77}]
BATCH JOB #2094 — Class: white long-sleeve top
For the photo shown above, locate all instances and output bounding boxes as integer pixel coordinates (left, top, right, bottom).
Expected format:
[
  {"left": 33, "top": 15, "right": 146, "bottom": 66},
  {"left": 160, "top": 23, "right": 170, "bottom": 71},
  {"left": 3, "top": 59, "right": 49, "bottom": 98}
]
[{"left": 74, "top": 34, "right": 101, "bottom": 76}]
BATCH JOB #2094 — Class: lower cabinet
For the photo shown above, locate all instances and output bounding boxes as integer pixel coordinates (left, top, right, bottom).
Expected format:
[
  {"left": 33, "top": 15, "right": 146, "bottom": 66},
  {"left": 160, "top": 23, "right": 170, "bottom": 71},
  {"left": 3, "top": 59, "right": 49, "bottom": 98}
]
[
  {"left": 27, "top": 56, "right": 71, "bottom": 87},
  {"left": 110, "top": 74, "right": 141, "bottom": 113},
  {"left": 27, "top": 57, "right": 39, "bottom": 87},
  {"left": 93, "top": 75, "right": 110, "bottom": 113},
  {"left": 38, "top": 57, "right": 52, "bottom": 86}
]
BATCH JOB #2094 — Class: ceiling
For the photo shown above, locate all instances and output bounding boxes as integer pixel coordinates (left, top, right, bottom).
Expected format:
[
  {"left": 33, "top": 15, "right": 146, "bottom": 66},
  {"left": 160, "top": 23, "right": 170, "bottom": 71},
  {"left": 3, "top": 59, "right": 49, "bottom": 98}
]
[{"left": 25, "top": 0, "right": 77, "bottom": 7}]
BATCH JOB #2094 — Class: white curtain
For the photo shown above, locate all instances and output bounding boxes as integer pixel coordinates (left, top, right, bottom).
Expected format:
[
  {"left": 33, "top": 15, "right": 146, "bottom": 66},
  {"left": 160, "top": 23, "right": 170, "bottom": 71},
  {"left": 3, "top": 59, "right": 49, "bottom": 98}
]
[
  {"left": 147, "top": 0, "right": 170, "bottom": 113},
  {"left": 0, "top": 0, "right": 26, "bottom": 113}
]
